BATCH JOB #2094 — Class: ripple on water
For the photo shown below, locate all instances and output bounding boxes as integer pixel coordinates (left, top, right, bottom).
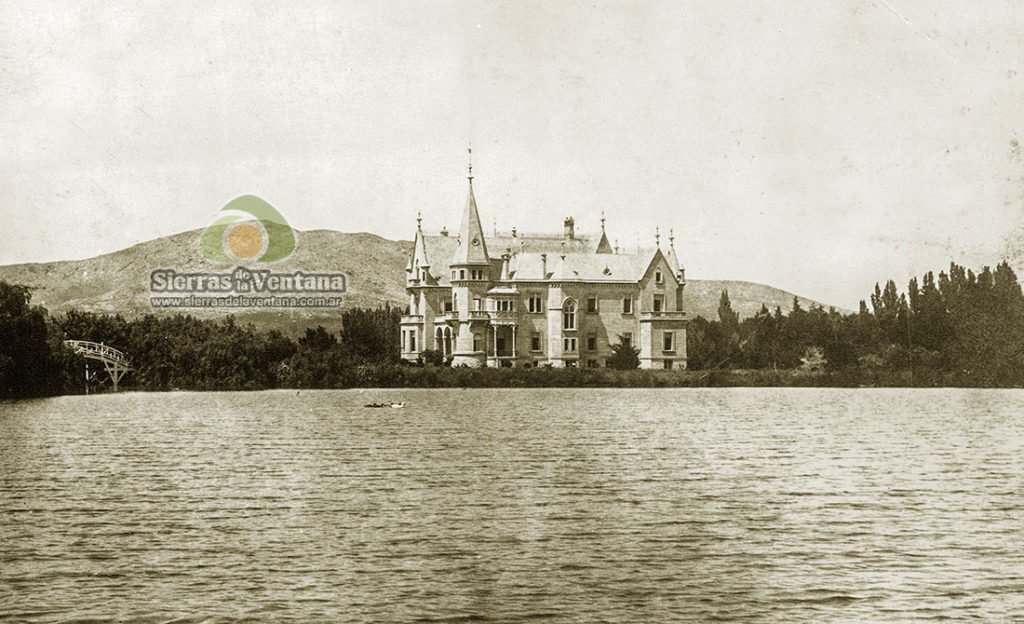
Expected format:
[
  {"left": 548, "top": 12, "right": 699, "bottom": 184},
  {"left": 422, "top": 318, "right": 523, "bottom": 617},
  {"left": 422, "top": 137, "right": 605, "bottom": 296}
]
[{"left": 1, "top": 388, "right": 1023, "bottom": 622}]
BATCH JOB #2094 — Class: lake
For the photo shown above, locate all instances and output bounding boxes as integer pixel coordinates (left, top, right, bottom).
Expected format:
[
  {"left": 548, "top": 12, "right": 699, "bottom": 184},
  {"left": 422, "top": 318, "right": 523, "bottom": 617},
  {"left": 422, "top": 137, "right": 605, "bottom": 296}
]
[{"left": 1, "top": 388, "right": 1022, "bottom": 622}]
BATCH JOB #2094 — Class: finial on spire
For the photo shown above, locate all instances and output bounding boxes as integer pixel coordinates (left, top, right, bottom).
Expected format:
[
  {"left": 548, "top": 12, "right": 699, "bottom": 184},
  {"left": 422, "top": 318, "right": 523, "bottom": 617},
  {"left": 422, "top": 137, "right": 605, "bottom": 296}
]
[
  {"left": 416, "top": 211, "right": 422, "bottom": 230},
  {"left": 669, "top": 228, "right": 674, "bottom": 247},
  {"left": 600, "top": 210, "right": 606, "bottom": 231},
  {"left": 467, "top": 145, "right": 473, "bottom": 181},
  {"left": 655, "top": 227, "right": 661, "bottom": 247}
]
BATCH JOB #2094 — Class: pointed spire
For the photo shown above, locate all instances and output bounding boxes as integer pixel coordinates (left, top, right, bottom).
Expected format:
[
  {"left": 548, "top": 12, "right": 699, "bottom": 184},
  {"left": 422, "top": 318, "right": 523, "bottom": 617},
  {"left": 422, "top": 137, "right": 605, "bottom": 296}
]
[
  {"left": 655, "top": 226, "right": 661, "bottom": 247},
  {"left": 416, "top": 211, "right": 422, "bottom": 231},
  {"left": 595, "top": 210, "right": 612, "bottom": 253},
  {"left": 665, "top": 228, "right": 682, "bottom": 277},
  {"left": 451, "top": 151, "right": 490, "bottom": 265}
]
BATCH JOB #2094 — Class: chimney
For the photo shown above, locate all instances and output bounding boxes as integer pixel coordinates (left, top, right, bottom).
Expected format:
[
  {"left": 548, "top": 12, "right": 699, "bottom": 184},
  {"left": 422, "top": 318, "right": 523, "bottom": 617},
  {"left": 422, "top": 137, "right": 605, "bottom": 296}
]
[
  {"left": 440, "top": 227, "right": 449, "bottom": 237},
  {"left": 541, "top": 253, "right": 548, "bottom": 278},
  {"left": 563, "top": 217, "right": 575, "bottom": 240},
  {"left": 511, "top": 226, "right": 517, "bottom": 238}
]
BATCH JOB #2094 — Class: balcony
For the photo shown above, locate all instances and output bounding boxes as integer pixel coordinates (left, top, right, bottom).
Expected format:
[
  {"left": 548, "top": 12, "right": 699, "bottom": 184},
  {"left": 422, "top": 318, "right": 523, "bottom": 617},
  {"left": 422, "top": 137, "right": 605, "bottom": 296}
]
[
  {"left": 489, "top": 310, "right": 517, "bottom": 325},
  {"left": 400, "top": 314, "right": 423, "bottom": 325},
  {"left": 467, "top": 311, "right": 490, "bottom": 321},
  {"left": 639, "top": 310, "right": 688, "bottom": 321},
  {"left": 438, "top": 311, "right": 458, "bottom": 322}
]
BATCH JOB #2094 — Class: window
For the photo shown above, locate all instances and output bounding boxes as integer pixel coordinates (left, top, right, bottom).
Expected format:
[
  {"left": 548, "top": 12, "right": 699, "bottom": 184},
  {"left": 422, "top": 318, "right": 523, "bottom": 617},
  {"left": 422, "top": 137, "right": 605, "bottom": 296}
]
[
  {"left": 563, "top": 300, "right": 576, "bottom": 330},
  {"left": 622, "top": 332, "right": 632, "bottom": 349},
  {"left": 587, "top": 296, "right": 598, "bottom": 313},
  {"left": 473, "top": 298, "right": 482, "bottom": 311},
  {"left": 587, "top": 359, "right": 599, "bottom": 368},
  {"left": 531, "top": 333, "right": 542, "bottom": 351},
  {"left": 453, "top": 293, "right": 458, "bottom": 309},
  {"left": 563, "top": 337, "right": 577, "bottom": 352},
  {"left": 473, "top": 333, "right": 481, "bottom": 351},
  {"left": 528, "top": 294, "right": 543, "bottom": 313},
  {"left": 459, "top": 269, "right": 466, "bottom": 280},
  {"left": 623, "top": 297, "right": 633, "bottom": 314},
  {"left": 587, "top": 334, "right": 597, "bottom": 351},
  {"left": 451, "top": 270, "right": 456, "bottom": 280},
  {"left": 654, "top": 295, "right": 664, "bottom": 312},
  {"left": 655, "top": 270, "right": 663, "bottom": 284},
  {"left": 664, "top": 359, "right": 673, "bottom": 370},
  {"left": 496, "top": 299, "right": 513, "bottom": 312},
  {"left": 444, "top": 299, "right": 453, "bottom": 313},
  {"left": 408, "top": 331, "right": 417, "bottom": 353},
  {"left": 663, "top": 331, "right": 674, "bottom": 352}
]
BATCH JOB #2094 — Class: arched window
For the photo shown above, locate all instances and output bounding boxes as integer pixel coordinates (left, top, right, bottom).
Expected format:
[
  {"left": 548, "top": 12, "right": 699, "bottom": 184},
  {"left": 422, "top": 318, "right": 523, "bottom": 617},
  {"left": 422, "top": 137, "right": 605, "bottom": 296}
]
[
  {"left": 436, "top": 328, "right": 444, "bottom": 354},
  {"left": 563, "top": 300, "right": 577, "bottom": 330}
]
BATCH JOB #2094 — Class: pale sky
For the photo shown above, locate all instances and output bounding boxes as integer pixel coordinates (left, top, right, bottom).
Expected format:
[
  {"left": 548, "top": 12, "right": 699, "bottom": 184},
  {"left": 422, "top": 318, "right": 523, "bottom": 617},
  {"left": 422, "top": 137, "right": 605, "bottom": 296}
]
[{"left": 2, "top": 0, "right": 1023, "bottom": 309}]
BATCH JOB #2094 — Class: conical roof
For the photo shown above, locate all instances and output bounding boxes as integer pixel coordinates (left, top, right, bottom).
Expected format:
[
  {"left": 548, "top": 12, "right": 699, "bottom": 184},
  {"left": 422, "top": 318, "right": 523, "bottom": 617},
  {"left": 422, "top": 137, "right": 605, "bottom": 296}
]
[{"left": 451, "top": 179, "right": 490, "bottom": 265}]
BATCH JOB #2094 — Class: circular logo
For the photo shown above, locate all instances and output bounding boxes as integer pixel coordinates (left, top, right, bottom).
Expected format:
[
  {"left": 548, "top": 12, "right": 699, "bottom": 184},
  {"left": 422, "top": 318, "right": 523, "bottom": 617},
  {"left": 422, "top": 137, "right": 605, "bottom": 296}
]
[
  {"left": 224, "top": 222, "right": 267, "bottom": 261},
  {"left": 199, "top": 195, "right": 297, "bottom": 264}
]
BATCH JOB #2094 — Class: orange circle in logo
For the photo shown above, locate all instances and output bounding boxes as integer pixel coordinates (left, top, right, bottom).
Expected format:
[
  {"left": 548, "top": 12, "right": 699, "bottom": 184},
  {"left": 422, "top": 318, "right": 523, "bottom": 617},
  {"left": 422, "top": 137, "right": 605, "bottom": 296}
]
[{"left": 226, "top": 223, "right": 264, "bottom": 260}]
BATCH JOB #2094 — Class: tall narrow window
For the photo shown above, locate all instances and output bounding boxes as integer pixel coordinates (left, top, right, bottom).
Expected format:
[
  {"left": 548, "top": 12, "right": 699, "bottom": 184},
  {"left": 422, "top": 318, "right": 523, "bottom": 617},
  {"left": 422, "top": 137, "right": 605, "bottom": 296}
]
[
  {"left": 528, "top": 294, "right": 543, "bottom": 313},
  {"left": 655, "top": 270, "right": 664, "bottom": 284},
  {"left": 473, "top": 334, "right": 481, "bottom": 352},
  {"left": 531, "top": 333, "right": 542, "bottom": 351},
  {"left": 587, "top": 296, "right": 598, "bottom": 313},
  {"left": 563, "top": 337, "right": 577, "bottom": 352},
  {"left": 563, "top": 300, "right": 577, "bottom": 330},
  {"left": 654, "top": 295, "right": 664, "bottom": 312},
  {"left": 663, "top": 331, "right": 674, "bottom": 352},
  {"left": 587, "top": 334, "right": 597, "bottom": 351},
  {"left": 622, "top": 332, "right": 632, "bottom": 349},
  {"left": 623, "top": 297, "right": 633, "bottom": 314}
]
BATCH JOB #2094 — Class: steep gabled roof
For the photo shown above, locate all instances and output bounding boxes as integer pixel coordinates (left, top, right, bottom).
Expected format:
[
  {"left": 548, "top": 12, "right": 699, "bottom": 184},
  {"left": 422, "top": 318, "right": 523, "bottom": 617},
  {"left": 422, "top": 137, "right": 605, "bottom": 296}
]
[{"left": 507, "top": 252, "right": 649, "bottom": 282}]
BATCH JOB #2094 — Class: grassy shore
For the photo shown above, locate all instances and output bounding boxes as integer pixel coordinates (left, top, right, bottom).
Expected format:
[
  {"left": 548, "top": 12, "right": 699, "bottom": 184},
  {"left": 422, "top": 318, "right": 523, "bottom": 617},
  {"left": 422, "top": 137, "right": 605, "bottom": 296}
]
[{"left": 303, "top": 364, "right": 964, "bottom": 389}]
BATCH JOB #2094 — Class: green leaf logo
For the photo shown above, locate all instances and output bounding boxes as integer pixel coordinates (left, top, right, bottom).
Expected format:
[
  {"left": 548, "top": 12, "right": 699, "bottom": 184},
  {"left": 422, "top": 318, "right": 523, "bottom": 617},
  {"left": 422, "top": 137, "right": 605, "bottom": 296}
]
[{"left": 200, "top": 195, "right": 297, "bottom": 263}]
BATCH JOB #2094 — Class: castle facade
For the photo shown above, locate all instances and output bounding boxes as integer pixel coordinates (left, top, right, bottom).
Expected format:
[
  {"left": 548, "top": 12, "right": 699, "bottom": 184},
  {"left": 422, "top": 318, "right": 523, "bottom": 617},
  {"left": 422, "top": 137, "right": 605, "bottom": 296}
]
[{"left": 400, "top": 168, "right": 688, "bottom": 369}]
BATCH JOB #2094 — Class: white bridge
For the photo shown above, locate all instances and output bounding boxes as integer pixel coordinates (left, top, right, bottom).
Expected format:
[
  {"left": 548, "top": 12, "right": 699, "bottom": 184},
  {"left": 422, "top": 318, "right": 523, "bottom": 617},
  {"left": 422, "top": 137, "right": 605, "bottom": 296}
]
[{"left": 63, "top": 340, "right": 133, "bottom": 392}]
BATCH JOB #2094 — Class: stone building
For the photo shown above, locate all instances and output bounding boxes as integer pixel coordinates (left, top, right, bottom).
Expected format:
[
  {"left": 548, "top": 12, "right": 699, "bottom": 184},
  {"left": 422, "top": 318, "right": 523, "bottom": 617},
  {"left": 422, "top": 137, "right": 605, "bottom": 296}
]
[{"left": 400, "top": 167, "right": 688, "bottom": 368}]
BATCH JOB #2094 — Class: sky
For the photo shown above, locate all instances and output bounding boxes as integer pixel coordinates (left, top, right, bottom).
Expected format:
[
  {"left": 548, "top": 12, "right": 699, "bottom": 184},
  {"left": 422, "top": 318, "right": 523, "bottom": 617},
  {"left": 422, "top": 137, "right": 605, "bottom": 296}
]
[{"left": 2, "top": 0, "right": 1023, "bottom": 309}]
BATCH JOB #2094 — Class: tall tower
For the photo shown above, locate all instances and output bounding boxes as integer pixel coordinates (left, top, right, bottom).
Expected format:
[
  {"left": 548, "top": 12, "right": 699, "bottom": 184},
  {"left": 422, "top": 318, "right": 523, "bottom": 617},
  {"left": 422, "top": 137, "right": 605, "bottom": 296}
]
[{"left": 450, "top": 150, "right": 492, "bottom": 367}]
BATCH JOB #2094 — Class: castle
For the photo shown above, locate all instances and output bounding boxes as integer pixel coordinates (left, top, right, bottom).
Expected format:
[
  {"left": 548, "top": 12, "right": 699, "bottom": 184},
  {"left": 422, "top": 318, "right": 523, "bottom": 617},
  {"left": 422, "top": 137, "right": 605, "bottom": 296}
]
[{"left": 400, "top": 163, "right": 688, "bottom": 369}]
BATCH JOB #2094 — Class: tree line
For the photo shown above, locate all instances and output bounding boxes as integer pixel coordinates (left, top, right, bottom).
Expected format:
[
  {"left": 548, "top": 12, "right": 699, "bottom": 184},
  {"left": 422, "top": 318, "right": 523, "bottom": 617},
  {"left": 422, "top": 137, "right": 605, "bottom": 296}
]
[
  {"left": 687, "top": 261, "right": 1024, "bottom": 386},
  {"left": 2, "top": 260, "right": 1023, "bottom": 396},
  {"left": 0, "top": 284, "right": 402, "bottom": 397}
]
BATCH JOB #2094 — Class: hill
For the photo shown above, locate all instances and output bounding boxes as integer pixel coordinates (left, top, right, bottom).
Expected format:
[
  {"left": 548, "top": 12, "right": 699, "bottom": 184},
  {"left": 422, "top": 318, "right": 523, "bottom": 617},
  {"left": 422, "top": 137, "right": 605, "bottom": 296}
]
[{"left": 0, "top": 229, "right": 837, "bottom": 336}]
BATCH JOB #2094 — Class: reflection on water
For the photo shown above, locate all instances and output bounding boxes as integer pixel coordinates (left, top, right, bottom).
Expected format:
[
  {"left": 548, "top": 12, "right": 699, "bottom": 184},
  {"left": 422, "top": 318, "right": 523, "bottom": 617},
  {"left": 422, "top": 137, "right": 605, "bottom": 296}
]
[{"left": 1, "top": 388, "right": 1023, "bottom": 622}]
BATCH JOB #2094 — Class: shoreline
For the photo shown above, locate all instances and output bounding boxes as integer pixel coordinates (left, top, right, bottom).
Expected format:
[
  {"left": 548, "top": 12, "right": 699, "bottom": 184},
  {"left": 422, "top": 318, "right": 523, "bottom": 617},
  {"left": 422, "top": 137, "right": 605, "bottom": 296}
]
[{"left": 15, "top": 366, "right": 1018, "bottom": 398}]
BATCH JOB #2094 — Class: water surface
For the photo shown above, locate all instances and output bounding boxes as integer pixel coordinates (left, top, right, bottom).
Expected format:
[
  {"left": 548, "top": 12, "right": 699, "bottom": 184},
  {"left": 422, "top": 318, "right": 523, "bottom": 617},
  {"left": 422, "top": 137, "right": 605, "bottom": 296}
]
[{"left": 2, "top": 388, "right": 1023, "bottom": 622}]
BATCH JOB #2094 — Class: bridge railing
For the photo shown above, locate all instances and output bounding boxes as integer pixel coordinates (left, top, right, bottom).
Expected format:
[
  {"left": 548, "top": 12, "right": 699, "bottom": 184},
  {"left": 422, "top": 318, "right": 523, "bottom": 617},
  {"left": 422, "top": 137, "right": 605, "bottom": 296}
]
[{"left": 63, "top": 340, "right": 132, "bottom": 367}]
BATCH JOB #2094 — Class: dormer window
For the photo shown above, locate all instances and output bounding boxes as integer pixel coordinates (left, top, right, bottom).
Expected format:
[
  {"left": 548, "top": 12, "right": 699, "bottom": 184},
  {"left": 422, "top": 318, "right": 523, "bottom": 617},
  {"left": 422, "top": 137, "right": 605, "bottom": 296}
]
[{"left": 655, "top": 270, "right": 663, "bottom": 284}]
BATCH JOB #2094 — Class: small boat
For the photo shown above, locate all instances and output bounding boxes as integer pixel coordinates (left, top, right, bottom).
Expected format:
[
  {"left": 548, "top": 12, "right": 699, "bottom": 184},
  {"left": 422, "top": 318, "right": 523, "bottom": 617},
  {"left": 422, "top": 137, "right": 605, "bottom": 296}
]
[
  {"left": 389, "top": 402, "right": 405, "bottom": 408},
  {"left": 364, "top": 402, "right": 388, "bottom": 408}
]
